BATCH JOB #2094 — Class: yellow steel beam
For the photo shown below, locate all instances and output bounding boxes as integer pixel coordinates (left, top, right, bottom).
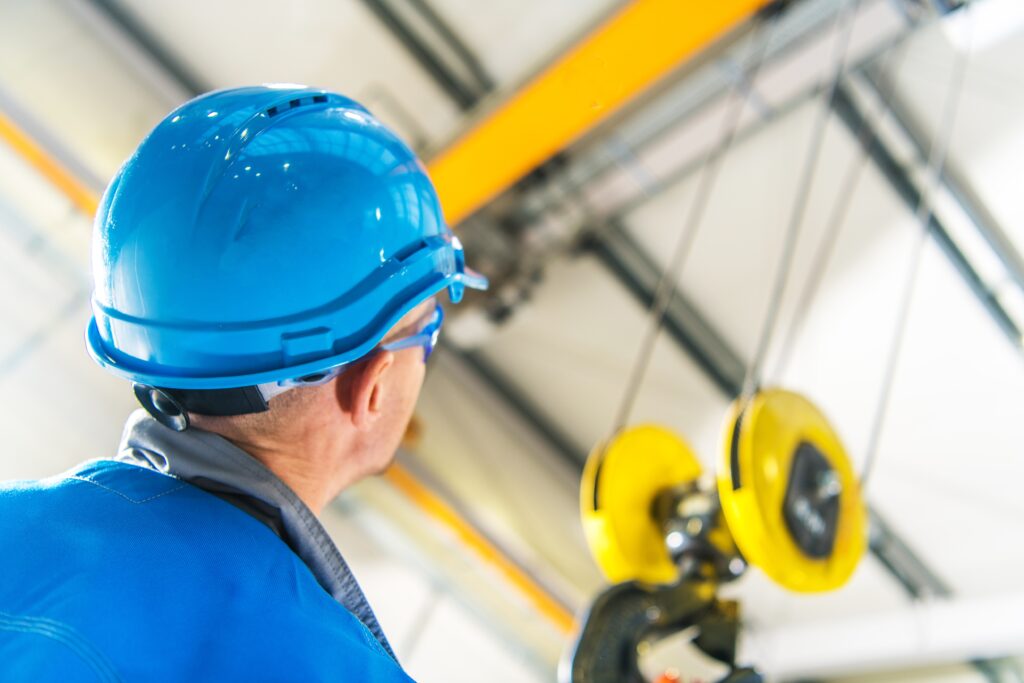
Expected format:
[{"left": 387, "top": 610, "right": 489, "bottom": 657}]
[
  {"left": 428, "top": 0, "right": 770, "bottom": 225},
  {"left": 0, "top": 112, "right": 99, "bottom": 216}
]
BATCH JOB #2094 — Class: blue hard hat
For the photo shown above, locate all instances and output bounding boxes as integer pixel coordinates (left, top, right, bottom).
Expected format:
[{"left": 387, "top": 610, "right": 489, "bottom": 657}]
[{"left": 86, "top": 85, "right": 488, "bottom": 392}]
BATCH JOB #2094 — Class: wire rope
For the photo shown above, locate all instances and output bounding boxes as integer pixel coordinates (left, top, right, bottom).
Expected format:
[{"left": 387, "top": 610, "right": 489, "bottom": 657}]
[
  {"left": 770, "top": 38, "right": 912, "bottom": 382},
  {"left": 741, "top": 0, "right": 863, "bottom": 399},
  {"left": 859, "top": 6, "right": 974, "bottom": 490},
  {"left": 605, "top": 7, "right": 782, "bottom": 440}
]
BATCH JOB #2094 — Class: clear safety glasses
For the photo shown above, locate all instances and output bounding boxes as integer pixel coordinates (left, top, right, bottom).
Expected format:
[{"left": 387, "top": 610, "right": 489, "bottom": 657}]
[
  {"left": 378, "top": 301, "right": 444, "bottom": 362},
  {"left": 260, "top": 301, "right": 444, "bottom": 398}
]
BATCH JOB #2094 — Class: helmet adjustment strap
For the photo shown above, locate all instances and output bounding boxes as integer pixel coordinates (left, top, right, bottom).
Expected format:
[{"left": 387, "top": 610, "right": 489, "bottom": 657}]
[{"left": 133, "top": 383, "right": 269, "bottom": 432}]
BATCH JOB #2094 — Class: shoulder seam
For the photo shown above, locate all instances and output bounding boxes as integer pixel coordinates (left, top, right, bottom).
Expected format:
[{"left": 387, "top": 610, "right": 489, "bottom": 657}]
[{"left": 68, "top": 475, "right": 190, "bottom": 505}]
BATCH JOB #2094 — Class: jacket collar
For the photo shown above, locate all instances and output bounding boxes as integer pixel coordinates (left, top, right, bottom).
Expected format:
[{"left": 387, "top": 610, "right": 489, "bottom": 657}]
[{"left": 116, "top": 410, "right": 395, "bottom": 659}]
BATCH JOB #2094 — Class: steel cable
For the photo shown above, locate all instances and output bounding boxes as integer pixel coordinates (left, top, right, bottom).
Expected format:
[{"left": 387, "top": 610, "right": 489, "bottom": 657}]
[
  {"left": 606, "top": 9, "right": 782, "bottom": 439},
  {"left": 770, "top": 38, "right": 913, "bottom": 382},
  {"left": 860, "top": 7, "right": 974, "bottom": 490},
  {"left": 741, "top": 0, "right": 863, "bottom": 399}
]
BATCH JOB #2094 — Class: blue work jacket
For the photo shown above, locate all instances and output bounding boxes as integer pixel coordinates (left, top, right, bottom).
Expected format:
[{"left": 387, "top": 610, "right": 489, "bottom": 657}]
[{"left": 0, "top": 458, "right": 415, "bottom": 681}]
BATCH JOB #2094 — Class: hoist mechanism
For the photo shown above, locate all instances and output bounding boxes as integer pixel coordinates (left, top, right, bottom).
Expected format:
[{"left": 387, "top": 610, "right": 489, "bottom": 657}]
[{"left": 563, "top": 389, "right": 866, "bottom": 683}]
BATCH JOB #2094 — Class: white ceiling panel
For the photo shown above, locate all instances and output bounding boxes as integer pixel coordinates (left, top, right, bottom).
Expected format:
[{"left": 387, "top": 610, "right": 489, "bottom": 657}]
[
  {"left": 622, "top": 96, "right": 918, "bottom": 390},
  {"left": 865, "top": 236, "right": 1024, "bottom": 597},
  {"left": 0, "top": 2, "right": 79, "bottom": 77},
  {"left": 830, "top": 664, "right": 992, "bottom": 683},
  {"left": 416, "top": 349, "right": 604, "bottom": 605},
  {"left": 0, "top": 140, "right": 87, "bottom": 242},
  {"left": 478, "top": 254, "right": 730, "bottom": 468},
  {"left": 346, "top": 474, "right": 568, "bottom": 669},
  {"left": 731, "top": 553, "right": 912, "bottom": 637},
  {"left": 108, "top": 0, "right": 464, "bottom": 148},
  {"left": 0, "top": 1, "right": 171, "bottom": 180},
  {"left": 402, "top": 594, "right": 547, "bottom": 683},
  {"left": 424, "top": 0, "right": 622, "bottom": 90},
  {"left": 890, "top": 11, "right": 1024, "bottom": 258},
  {"left": 616, "top": 84, "right": 1024, "bottom": 597},
  {"left": 0, "top": 301, "right": 136, "bottom": 481},
  {"left": 0, "top": 264, "right": 69, "bottom": 363}
]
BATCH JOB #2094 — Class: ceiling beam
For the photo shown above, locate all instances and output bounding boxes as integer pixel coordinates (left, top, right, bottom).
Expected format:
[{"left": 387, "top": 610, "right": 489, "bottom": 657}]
[
  {"left": 448, "top": 346, "right": 585, "bottom": 469},
  {"left": 832, "top": 83, "right": 1023, "bottom": 350},
  {"left": 405, "top": 0, "right": 495, "bottom": 95},
  {"left": 380, "top": 456, "right": 575, "bottom": 633},
  {"left": 514, "top": 0, "right": 903, "bottom": 225},
  {"left": 426, "top": 0, "right": 773, "bottom": 225},
  {"left": 863, "top": 65, "right": 1024, "bottom": 299},
  {"left": 584, "top": 221, "right": 747, "bottom": 396},
  {"left": 359, "top": 0, "right": 491, "bottom": 111},
  {"left": 81, "top": 0, "right": 206, "bottom": 98},
  {"left": 867, "top": 507, "right": 950, "bottom": 599},
  {"left": 0, "top": 86, "right": 102, "bottom": 214}
]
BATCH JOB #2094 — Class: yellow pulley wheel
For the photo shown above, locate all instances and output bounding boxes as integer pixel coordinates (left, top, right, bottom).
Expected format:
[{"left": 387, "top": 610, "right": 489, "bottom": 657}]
[
  {"left": 718, "top": 389, "right": 866, "bottom": 593},
  {"left": 581, "top": 424, "right": 702, "bottom": 584}
]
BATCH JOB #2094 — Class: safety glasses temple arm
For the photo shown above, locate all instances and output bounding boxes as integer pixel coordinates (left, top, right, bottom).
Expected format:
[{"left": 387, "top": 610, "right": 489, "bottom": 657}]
[{"left": 460, "top": 266, "right": 489, "bottom": 290}]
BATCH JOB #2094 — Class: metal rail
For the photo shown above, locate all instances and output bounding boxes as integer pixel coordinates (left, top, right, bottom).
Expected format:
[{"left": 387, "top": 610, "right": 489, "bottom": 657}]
[
  {"left": 359, "top": 0, "right": 490, "bottom": 110},
  {"left": 832, "top": 84, "right": 1023, "bottom": 348},
  {"left": 863, "top": 65, "right": 1024, "bottom": 303}
]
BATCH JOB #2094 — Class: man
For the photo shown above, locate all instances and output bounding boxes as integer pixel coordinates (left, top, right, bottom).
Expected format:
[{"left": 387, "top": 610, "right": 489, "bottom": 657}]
[{"left": 0, "top": 85, "right": 488, "bottom": 681}]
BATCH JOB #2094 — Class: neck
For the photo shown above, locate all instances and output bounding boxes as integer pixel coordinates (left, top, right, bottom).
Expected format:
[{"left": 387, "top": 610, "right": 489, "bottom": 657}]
[
  {"left": 192, "top": 417, "right": 361, "bottom": 514},
  {"left": 243, "top": 440, "right": 341, "bottom": 514}
]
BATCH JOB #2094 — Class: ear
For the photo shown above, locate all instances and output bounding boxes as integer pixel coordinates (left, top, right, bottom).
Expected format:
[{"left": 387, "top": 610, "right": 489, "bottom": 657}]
[{"left": 348, "top": 351, "right": 395, "bottom": 430}]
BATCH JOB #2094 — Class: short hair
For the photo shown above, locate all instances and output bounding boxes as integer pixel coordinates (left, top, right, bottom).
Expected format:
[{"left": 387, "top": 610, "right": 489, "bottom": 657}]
[{"left": 190, "top": 381, "right": 323, "bottom": 439}]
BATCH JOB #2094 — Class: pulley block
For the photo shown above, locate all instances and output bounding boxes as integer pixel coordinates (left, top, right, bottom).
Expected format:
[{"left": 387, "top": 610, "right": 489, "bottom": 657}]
[
  {"left": 717, "top": 388, "right": 866, "bottom": 593},
  {"left": 581, "top": 424, "right": 703, "bottom": 585},
  {"left": 580, "top": 390, "right": 866, "bottom": 593}
]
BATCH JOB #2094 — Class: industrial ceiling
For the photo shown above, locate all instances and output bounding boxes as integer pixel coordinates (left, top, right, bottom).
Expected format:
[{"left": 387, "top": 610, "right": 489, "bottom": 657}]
[{"left": 0, "top": 0, "right": 1022, "bottom": 680}]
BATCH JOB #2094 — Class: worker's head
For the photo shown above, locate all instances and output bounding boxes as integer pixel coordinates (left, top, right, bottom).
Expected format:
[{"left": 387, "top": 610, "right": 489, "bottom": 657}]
[
  {"left": 191, "top": 294, "right": 438, "bottom": 495},
  {"left": 86, "top": 86, "right": 487, "bottom": 477}
]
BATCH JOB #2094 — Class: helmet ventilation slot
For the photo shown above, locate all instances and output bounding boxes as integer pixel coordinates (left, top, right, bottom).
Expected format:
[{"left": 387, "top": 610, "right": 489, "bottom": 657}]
[
  {"left": 393, "top": 239, "right": 430, "bottom": 262},
  {"left": 266, "top": 94, "right": 329, "bottom": 118}
]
